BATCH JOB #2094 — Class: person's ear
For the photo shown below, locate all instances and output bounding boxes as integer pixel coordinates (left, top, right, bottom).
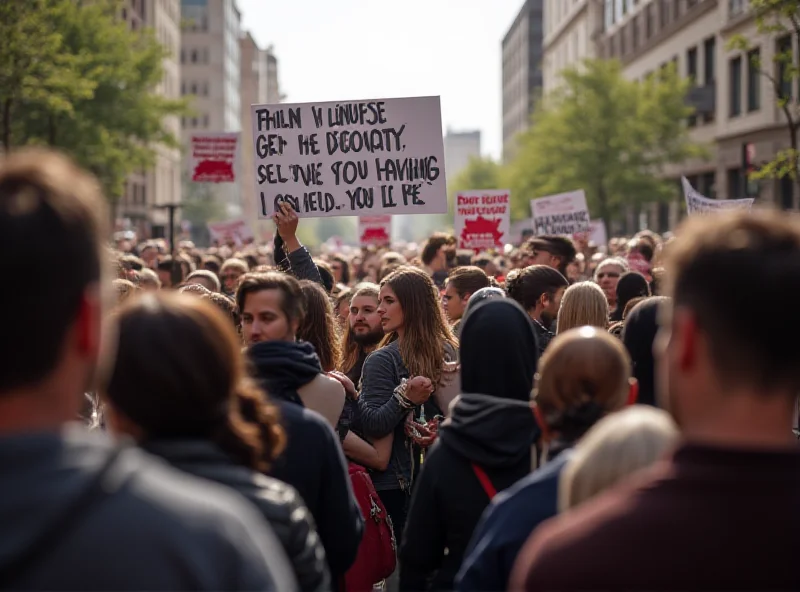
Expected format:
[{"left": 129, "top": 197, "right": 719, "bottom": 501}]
[{"left": 627, "top": 378, "right": 639, "bottom": 406}]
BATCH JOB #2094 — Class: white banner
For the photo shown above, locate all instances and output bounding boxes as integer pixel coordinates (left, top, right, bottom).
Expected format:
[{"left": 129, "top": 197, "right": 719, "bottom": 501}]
[
  {"left": 251, "top": 96, "right": 447, "bottom": 219},
  {"left": 531, "top": 190, "right": 591, "bottom": 235},
  {"left": 455, "top": 189, "right": 511, "bottom": 252},
  {"left": 207, "top": 219, "right": 254, "bottom": 246},
  {"left": 681, "top": 177, "right": 754, "bottom": 214}
]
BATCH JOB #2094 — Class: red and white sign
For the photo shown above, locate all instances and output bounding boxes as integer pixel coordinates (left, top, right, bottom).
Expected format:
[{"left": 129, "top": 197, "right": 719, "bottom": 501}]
[
  {"left": 358, "top": 215, "right": 392, "bottom": 246},
  {"left": 207, "top": 219, "right": 253, "bottom": 246},
  {"left": 191, "top": 133, "right": 239, "bottom": 183},
  {"left": 455, "top": 189, "right": 511, "bottom": 252}
]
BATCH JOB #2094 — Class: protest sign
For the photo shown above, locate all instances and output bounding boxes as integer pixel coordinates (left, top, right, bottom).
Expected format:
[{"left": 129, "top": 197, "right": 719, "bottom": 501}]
[
  {"left": 455, "top": 189, "right": 511, "bottom": 251},
  {"left": 250, "top": 96, "right": 447, "bottom": 219},
  {"left": 681, "top": 177, "right": 754, "bottom": 214},
  {"left": 531, "top": 190, "right": 591, "bottom": 235},
  {"left": 207, "top": 219, "right": 253, "bottom": 246},
  {"left": 192, "top": 133, "right": 239, "bottom": 183},
  {"left": 573, "top": 219, "right": 608, "bottom": 248},
  {"left": 358, "top": 215, "right": 392, "bottom": 247}
]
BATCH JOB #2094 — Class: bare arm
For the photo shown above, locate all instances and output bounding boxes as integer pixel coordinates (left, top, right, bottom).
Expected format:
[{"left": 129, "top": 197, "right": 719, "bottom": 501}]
[{"left": 343, "top": 432, "right": 393, "bottom": 471}]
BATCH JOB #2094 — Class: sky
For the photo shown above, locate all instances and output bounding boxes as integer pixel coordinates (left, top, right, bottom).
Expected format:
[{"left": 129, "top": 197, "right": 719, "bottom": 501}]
[{"left": 238, "top": 0, "right": 525, "bottom": 161}]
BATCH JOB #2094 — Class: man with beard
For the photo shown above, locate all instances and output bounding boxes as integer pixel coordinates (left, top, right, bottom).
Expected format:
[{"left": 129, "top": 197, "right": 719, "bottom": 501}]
[
  {"left": 332, "top": 284, "right": 393, "bottom": 471},
  {"left": 505, "top": 265, "right": 569, "bottom": 357}
]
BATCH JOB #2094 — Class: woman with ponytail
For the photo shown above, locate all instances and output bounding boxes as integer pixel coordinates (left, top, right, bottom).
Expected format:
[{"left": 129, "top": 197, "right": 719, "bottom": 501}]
[{"left": 102, "top": 292, "right": 329, "bottom": 592}]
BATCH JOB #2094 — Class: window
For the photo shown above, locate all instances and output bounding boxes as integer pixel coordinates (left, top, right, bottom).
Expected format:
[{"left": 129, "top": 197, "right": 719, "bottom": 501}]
[
  {"left": 780, "top": 174, "right": 794, "bottom": 210},
  {"left": 701, "top": 172, "right": 716, "bottom": 198},
  {"left": 688, "top": 46, "right": 698, "bottom": 126},
  {"left": 728, "top": 167, "right": 743, "bottom": 199},
  {"left": 632, "top": 15, "right": 639, "bottom": 49},
  {"left": 703, "top": 36, "right": 716, "bottom": 123},
  {"left": 729, "top": 56, "right": 742, "bottom": 117},
  {"left": 645, "top": 4, "right": 654, "bottom": 37},
  {"left": 190, "top": 83, "right": 197, "bottom": 95},
  {"left": 729, "top": 0, "right": 748, "bottom": 17},
  {"left": 747, "top": 48, "right": 760, "bottom": 111},
  {"left": 620, "top": 26, "right": 627, "bottom": 55},
  {"left": 191, "top": 50, "right": 198, "bottom": 63},
  {"left": 659, "top": 0, "right": 669, "bottom": 26},
  {"left": 605, "top": 0, "right": 614, "bottom": 30},
  {"left": 777, "top": 35, "right": 792, "bottom": 101}
]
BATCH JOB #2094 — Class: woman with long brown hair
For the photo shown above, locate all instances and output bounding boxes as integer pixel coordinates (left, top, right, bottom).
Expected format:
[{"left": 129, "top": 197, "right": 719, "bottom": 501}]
[
  {"left": 101, "top": 292, "right": 329, "bottom": 591},
  {"left": 298, "top": 279, "right": 342, "bottom": 373},
  {"left": 358, "top": 266, "right": 459, "bottom": 541}
]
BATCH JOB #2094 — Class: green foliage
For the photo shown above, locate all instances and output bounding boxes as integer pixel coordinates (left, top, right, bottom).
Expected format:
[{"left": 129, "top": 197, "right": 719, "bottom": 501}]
[
  {"left": 506, "top": 59, "right": 704, "bottom": 222},
  {"left": 1, "top": 0, "right": 190, "bottom": 199},
  {"left": 728, "top": 1, "right": 800, "bottom": 187},
  {"left": 449, "top": 156, "right": 504, "bottom": 197},
  {"left": 181, "top": 176, "right": 227, "bottom": 227}
]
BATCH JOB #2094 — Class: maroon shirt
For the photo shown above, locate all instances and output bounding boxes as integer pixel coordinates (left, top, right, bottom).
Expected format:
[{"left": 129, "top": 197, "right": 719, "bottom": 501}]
[{"left": 512, "top": 443, "right": 800, "bottom": 591}]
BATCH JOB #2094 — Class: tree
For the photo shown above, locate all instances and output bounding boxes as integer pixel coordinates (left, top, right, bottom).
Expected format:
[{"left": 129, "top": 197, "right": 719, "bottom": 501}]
[
  {"left": 449, "top": 156, "right": 504, "bottom": 196},
  {"left": 506, "top": 59, "right": 704, "bottom": 223},
  {"left": 728, "top": 1, "right": 800, "bottom": 198},
  {"left": 3, "top": 0, "right": 190, "bottom": 200}
]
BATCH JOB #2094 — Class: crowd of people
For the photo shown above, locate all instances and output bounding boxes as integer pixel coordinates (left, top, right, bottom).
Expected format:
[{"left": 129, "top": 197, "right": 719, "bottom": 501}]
[{"left": 1, "top": 148, "right": 798, "bottom": 591}]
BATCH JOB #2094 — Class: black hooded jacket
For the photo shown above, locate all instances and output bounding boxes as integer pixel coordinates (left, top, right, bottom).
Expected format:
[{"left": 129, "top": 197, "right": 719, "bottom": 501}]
[
  {"left": 248, "top": 341, "right": 363, "bottom": 585},
  {"left": 622, "top": 297, "right": 668, "bottom": 407},
  {"left": 399, "top": 300, "right": 540, "bottom": 591}
]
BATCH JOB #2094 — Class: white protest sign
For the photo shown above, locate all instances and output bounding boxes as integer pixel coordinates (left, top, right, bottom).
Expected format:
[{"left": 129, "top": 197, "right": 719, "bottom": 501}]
[
  {"left": 191, "top": 133, "right": 239, "bottom": 183},
  {"left": 358, "top": 215, "right": 392, "bottom": 247},
  {"left": 455, "top": 189, "right": 511, "bottom": 252},
  {"left": 530, "top": 190, "right": 591, "bottom": 235},
  {"left": 251, "top": 96, "right": 447, "bottom": 219},
  {"left": 207, "top": 219, "right": 254, "bottom": 246},
  {"left": 681, "top": 177, "right": 754, "bottom": 214},
  {"left": 573, "top": 219, "right": 608, "bottom": 248}
]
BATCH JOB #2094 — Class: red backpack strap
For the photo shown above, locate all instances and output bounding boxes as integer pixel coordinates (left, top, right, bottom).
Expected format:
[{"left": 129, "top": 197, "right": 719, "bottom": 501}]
[{"left": 471, "top": 463, "right": 497, "bottom": 499}]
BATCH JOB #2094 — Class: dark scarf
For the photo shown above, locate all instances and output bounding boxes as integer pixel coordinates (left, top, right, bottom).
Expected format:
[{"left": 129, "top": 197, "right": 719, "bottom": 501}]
[{"left": 247, "top": 340, "right": 322, "bottom": 405}]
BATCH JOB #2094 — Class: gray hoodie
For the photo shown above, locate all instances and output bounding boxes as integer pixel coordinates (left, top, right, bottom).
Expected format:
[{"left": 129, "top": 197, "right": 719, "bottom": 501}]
[{"left": 0, "top": 424, "right": 298, "bottom": 591}]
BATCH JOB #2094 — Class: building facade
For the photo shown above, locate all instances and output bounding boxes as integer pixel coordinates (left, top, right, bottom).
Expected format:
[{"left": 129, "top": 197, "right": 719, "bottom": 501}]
[
  {"left": 180, "top": 0, "right": 243, "bottom": 216},
  {"left": 542, "top": 0, "right": 604, "bottom": 94},
  {"left": 117, "top": 0, "right": 183, "bottom": 237},
  {"left": 597, "top": 0, "right": 798, "bottom": 230},
  {"left": 444, "top": 129, "right": 482, "bottom": 183},
  {"left": 502, "top": 0, "right": 544, "bottom": 162}
]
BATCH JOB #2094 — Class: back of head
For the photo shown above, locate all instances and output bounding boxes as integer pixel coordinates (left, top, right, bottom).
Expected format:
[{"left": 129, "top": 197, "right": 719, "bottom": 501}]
[
  {"left": 557, "top": 281, "right": 609, "bottom": 334},
  {"left": 421, "top": 233, "right": 454, "bottom": 266},
  {"left": 505, "top": 265, "right": 569, "bottom": 312},
  {"left": 460, "top": 299, "right": 538, "bottom": 401},
  {"left": 665, "top": 210, "right": 800, "bottom": 395},
  {"left": 0, "top": 149, "right": 107, "bottom": 395},
  {"left": 447, "top": 266, "right": 491, "bottom": 297},
  {"left": 615, "top": 271, "right": 650, "bottom": 310},
  {"left": 463, "top": 286, "right": 506, "bottom": 316},
  {"left": 535, "top": 326, "right": 632, "bottom": 440},
  {"left": 559, "top": 406, "right": 678, "bottom": 511},
  {"left": 187, "top": 269, "right": 222, "bottom": 292},
  {"left": 622, "top": 297, "right": 669, "bottom": 407},
  {"left": 104, "top": 292, "right": 276, "bottom": 470}
]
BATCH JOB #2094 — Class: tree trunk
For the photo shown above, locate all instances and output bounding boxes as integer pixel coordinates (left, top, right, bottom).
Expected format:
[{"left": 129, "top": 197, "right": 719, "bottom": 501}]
[
  {"left": 48, "top": 114, "right": 56, "bottom": 145},
  {"left": 2, "top": 99, "right": 11, "bottom": 151}
]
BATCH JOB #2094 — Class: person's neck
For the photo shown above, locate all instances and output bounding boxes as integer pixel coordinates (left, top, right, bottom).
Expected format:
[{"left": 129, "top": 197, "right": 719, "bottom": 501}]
[
  {"left": 529, "top": 308, "right": 545, "bottom": 326},
  {"left": 681, "top": 392, "right": 797, "bottom": 451},
  {"left": 0, "top": 390, "right": 75, "bottom": 436}
]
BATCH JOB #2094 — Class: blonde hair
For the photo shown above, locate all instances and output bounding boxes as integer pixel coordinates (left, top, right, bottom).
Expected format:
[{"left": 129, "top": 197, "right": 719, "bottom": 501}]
[
  {"left": 557, "top": 281, "right": 609, "bottom": 334},
  {"left": 535, "top": 327, "right": 631, "bottom": 440},
  {"left": 559, "top": 406, "right": 678, "bottom": 511}
]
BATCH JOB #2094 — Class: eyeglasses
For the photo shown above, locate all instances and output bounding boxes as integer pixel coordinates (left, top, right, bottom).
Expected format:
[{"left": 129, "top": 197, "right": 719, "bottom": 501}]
[{"left": 597, "top": 272, "right": 621, "bottom": 279}]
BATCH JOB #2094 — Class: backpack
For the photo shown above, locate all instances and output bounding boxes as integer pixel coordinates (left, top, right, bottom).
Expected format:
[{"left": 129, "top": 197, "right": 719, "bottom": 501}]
[{"left": 344, "top": 462, "right": 397, "bottom": 592}]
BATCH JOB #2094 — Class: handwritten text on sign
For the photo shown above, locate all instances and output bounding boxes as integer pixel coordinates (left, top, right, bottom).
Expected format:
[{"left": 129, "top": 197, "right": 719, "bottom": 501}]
[
  {"left": 192, "top": 133, "right": 239, "bottom": 183},
  {"left": 681, "top": 177, "right": 754, "bottom": 215},
  {"left": 455, "top": 190, "right": 511, "bottom": 251},
  {"left": 251, "top": 96, "right": 447, "bottom": 219},
  {"left": 358, "top": 215, "right": 392, "bottom": 247},
  {"left": 531, "top": 190, "right": 591, "bottom": 235}
]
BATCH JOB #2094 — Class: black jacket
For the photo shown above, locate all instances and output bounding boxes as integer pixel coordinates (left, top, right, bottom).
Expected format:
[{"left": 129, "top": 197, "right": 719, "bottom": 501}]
[
  {"left": 143, "top": 440, "right": 330, "bottom": 592},
  {"left": 399, "top": 396, "right": 536, "bottom": 591},
  {"left": 248, "top": 342, "right": 364, "bottom": 584}
]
